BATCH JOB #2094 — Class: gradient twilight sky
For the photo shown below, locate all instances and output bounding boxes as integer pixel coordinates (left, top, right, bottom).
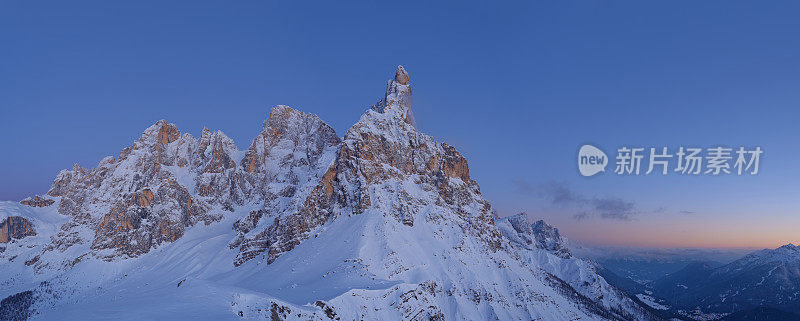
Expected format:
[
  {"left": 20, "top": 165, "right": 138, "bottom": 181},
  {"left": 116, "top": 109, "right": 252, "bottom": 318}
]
[{"left": 2, "top": 1, "right": 799, "bottom": 249}]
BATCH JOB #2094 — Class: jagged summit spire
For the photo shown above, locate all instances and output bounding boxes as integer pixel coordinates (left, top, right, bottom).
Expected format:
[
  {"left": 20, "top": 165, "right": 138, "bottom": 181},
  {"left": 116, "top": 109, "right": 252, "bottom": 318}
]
[
  {"left": 371, "top": 65, "right": 414, "bottom": 126},
  {"left": 394, "top": 65, "right": 409, "bottom": 85}
]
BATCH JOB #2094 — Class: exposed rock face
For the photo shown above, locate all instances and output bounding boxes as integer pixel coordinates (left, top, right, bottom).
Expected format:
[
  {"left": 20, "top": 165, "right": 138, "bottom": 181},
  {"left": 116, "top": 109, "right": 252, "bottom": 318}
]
[
  {"left": 233, "top": 106, "right": 341, "bottom": 265},
  {"left": 194, "top": 128, "right": 247, "bottom": 209},
  {"left": 43, "top": 120, "right": 229, "bottom": 260},
  {"left": 239, "top": 105, "right": 340, "bottom": 198},
  {"left": 0, "top": 216, "right": 36, "bottom": 243},
  {"left": 394, "top": 65, "right": 409, "bottom": 85},
  {"left": 157, "top": 122, "right": 181, "bottom": 144},
  {"left": 91, "top": 180, "right": 212, "bottom": 258},
  {"left": 20, "top": 196, "right": 54, "bottom": 207},
  {"left": 372, "top": 65, "right": 413, "bottom": 126}
]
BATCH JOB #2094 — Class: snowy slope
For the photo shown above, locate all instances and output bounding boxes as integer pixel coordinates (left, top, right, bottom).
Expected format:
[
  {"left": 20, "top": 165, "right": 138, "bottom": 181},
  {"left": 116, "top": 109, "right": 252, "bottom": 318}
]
[
  {"left": 497, "top": 214, "right": 660, "bottom": 320},
  {"left": 0, "top": 66, "right": 659, "bottom": 321}
]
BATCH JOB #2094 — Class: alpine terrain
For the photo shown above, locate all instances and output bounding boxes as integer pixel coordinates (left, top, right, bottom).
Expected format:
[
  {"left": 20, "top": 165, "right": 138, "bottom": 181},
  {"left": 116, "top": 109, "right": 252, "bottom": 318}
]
[
  {"left": 0, "top": 67, "right": 659, "bottom": 321},
  {"left": 650, "top": 244, "right": 800, "bottom": 318}
]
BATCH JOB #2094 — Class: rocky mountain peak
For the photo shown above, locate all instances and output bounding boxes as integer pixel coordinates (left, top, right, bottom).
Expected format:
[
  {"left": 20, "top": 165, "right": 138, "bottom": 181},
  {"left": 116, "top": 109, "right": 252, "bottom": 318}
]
[
  {"left": 751, "top": 243, "right": 800, "bottom": 260},
  {"left": 266, "top": 104, "right": 297, "bottom": 123},
  {"left": 371, "top": 65, "right": 414, "bottom": 126},
  {"left": 505, "top": 212, "right": 533, "bottom": 235},
  {"left": 394, "top": 65, "right": 409, "bottom": 85},
  {"left": 532, "top": 219, "right": 571, "bottom": 258},
  {"left": 197, "top": 127, "right": 236, "bottom": 150},
  {"left": 241, "top": 104, "right": 340, "bottom": 174},
  {"left": 140, "top": 120, "right": 181, "bottom": 145},
  {"left": 498, "top": 214, "right": 572, "bottom": 259},
  {"left": 772, "top": 243, "right": 800, "bottom": 258},
  {"left": 260, "top": 105, "right": 333, "bottom": 141}
]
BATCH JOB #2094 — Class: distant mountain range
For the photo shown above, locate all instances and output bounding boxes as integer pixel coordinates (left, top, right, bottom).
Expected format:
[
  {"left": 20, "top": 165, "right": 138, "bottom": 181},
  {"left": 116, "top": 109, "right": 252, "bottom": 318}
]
[
  {"left": 720, "top": 306, "right": 800, "bottom": 321},
  {"left": 588, "top": 244, "right": 800, "bottom": 320},
  {"left": 574, "top": 246, "right": 752, "bottom": 285},
  {"left": 652, "top": 244, "right": 800, "bottom": 316}
]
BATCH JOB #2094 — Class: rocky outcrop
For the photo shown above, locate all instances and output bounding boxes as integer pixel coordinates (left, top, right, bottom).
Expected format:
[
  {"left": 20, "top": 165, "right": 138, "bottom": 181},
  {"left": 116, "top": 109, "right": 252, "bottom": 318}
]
[
  {"left": 196, "top": 128, "right": 237, "bottom": 174},
  {"left": 499, "top": 213, "right": 571, "bottom": 259},
  {"left": 0, "top": 216, "right": 36, "bottom": 243},
  {"left": 372, "top": 65, "right": 413, "bottom": 125},
  {"left": 194, "top": 128, "right": 247, "bottom": 209},
  {"left": 394, "top": 65, "right": 409, "bottom": 85},
  {"left": 232, "top": 106, "right": 341, "bottom": 265},
  {"left": 531, "top": 219, "right": 572, "bottom": 258},
  {"left": 20, "top": 196, "right": 54, "bottom": 207},
  {"left": 156, "top": 121, "right": 181, "bottom": 144},
  {"left": 42, "top": 120, "right": 230, "bottom": 260},
  {"left": 91, "top": 180, "right": 212, "bottom": 259}
]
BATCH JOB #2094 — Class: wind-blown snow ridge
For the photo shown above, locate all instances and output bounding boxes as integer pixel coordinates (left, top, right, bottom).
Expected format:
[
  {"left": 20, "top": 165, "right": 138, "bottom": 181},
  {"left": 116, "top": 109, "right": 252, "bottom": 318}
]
[{"left": 0, "top": 66, "right": 659, "bottom": 321}]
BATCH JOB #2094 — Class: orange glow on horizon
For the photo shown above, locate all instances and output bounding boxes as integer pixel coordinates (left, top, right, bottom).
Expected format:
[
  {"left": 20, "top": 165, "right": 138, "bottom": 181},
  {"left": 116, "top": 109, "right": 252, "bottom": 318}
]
[{"left": 551, "top": 215, "right": 800, "bottom": 250}]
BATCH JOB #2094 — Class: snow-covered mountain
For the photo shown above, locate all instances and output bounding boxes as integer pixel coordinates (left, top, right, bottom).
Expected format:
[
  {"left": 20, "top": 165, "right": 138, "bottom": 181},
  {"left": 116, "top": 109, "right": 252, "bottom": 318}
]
[
  {"left": 0, "top": 66, "right": 658, "bottom": 320},
  {"left": 651, "top": 243, "right": 800, "bottom": 316},
  {"left": 497, "top": 214, "right": 659, "bottom": 320}
]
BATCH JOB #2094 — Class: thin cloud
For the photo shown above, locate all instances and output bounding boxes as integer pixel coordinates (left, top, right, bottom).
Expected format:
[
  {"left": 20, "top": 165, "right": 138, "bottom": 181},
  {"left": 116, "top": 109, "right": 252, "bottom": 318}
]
[
  {"left": 590, "top": 197, "right": 637, "bottom": 220},
  {"left": 513, "top": 180, "right": 642, "bottom": 221},
  {"left": 654, "top": 207, "right": 696, "bottom": 215}
]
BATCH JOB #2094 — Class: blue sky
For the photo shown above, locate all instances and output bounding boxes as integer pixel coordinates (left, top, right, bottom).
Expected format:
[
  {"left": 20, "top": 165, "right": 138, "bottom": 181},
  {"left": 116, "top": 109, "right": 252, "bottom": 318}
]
[{"left": 2, "top": 1, "right": 799, "bottom": 248}]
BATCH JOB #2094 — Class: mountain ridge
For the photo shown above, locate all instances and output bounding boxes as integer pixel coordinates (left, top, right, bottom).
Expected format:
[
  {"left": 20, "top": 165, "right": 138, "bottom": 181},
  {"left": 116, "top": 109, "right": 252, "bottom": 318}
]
[
  {"left": 0, "top": 66, "right": 659, "bottom": 320},
  {"left": 651, "top": 243, "right": 800, "bottom": 316}
]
